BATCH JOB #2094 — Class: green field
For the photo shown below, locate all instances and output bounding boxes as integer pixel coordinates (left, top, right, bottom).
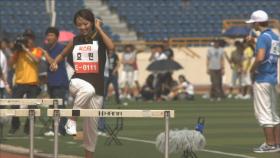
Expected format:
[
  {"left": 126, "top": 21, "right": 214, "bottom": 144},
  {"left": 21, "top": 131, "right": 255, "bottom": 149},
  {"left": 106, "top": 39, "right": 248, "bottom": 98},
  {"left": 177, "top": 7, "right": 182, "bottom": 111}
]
[{"left": 1, "top": 97, "right": 280, "bottom": 158}]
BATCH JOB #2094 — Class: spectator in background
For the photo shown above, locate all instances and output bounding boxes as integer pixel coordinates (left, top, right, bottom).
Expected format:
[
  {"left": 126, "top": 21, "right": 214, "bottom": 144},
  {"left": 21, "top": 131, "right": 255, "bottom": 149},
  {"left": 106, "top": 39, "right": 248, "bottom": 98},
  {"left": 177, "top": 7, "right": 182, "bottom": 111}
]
[
  {"left": 104, "top": 49, "right": 121, "bottom": 104},
  {"left": 206, "top": 40, "right": 225, "bottom": 101},
  {"left": 0, "top": 42, "right": 12, "bottom": 97},
  {"left": 1, "top": 39, "right": 13, "bottom": 57},
  {"left": 120, "top": 44, "right": 137, "bottom": 99},
  {"left": 225, "top": 41, "right": 243, "bottom": 99},
  {"left": 148, "top": 45, "right": 163, "bottom": 99},
  {"left": 132, "top": 51, "right": 141, "bottom": 100},
  {"left": 98, "top": 51, "right": 110, "bottom": 135},
  {"left": 164, "top": 75, "right": 194, "bottom": 101},
  {"left": 160, "top": 72, "right": 177, "bottom": 99},
  {"left": 246, "top": 10, "right": 280, "bottom": 153},
  {"left": 240, "top": 38, "right": 254, "bottom": 100},
  {"left": 162, "top": 39, "right": 174, "bottom": 60},
  {"left": 148, "top": 45, "right": 159, "bottom": 62},
  {"left": 43, "top": 27, "right": 68, "bottom": 136},
  {"left": 8, "top": 30, "right": 44, "bottom": 134},
  {"left": 1, "top": 39, "right": 14, "bottom": 89},
  {"left": 141, "top": 74, "right": 155, "bottom": 101},
  {"left": 153, "top": 45, "right": 168, "bottom": 101},
  {"left": 155, "top": 45, "right": 168, "bottom": 61}
]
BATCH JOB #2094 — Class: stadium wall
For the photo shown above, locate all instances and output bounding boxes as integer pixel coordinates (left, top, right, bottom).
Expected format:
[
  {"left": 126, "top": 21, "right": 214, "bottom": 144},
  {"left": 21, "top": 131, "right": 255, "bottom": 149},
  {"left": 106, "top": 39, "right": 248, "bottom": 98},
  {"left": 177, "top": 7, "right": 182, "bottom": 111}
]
[{"left": 117, "top": 46, "right": 235, "bottom": 88}]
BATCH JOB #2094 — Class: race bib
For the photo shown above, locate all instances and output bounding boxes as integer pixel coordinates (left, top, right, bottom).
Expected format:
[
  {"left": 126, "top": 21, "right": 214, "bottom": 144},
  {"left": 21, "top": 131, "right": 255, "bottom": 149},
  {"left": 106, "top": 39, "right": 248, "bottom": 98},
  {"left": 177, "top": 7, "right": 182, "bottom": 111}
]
[
  {"left": 73, "top": 41, "right": 99, "bottom": 73},
  {"left": 270, "top": 39, "right": 280, "bottom": 56}
]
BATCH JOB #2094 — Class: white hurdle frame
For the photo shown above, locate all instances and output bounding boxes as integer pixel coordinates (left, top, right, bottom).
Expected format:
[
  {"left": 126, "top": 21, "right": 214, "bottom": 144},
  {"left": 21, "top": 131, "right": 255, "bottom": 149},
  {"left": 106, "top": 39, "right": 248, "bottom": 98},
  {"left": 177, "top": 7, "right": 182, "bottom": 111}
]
[
  {"left": 0, "top": 109, "right": 41, "bottom": 158},
  {"left": 0, "top": 99, "right": 63, "bottom": 107},
  {"left": 0, "top": 99, "right": 63, "bottom": 158},
  {"left": 48, "top": 109, "right": 175, "bottom": 158}
]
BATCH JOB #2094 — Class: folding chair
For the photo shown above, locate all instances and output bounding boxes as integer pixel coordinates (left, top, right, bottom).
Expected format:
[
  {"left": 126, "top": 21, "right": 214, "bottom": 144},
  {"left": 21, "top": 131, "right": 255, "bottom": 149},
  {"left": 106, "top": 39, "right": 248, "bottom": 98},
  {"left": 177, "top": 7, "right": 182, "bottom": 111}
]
[{"left": 104, "top": 117, "right": 123, "bottom": 145}]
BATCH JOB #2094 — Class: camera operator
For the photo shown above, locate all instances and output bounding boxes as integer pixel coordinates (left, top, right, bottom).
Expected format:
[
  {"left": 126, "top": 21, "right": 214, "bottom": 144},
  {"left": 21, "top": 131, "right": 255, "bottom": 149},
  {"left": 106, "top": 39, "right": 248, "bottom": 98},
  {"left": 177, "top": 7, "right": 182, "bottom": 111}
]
[{"left": 8, "top": 30, "right": 45, "bottom": 134}]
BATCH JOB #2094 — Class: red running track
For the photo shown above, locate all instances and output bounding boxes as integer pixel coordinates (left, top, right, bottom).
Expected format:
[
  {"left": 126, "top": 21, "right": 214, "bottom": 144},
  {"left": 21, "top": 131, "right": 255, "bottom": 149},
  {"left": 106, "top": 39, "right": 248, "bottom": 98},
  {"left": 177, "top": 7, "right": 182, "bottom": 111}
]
[{"left": 0, "top": 151, "right": 28, "bottom": 158}]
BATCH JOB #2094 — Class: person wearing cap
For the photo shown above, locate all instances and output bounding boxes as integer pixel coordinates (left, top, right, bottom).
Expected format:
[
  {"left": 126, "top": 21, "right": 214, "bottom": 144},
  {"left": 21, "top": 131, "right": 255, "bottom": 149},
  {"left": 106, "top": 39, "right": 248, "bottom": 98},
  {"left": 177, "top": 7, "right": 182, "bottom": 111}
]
[
  {"left": 8, "top": 30, "right": 44, "bottom": 134},
  {"left": 246, "top": 10, "right": 280, "bottom": 153}
]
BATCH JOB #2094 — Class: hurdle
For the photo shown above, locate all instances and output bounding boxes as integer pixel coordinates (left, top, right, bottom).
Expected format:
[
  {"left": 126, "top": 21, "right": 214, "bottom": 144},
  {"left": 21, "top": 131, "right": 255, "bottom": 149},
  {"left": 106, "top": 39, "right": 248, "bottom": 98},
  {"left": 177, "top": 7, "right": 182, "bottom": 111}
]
[
  {"left": 0, "top": 99, "right": 63, "bottom": 107},
  {"left": 0, "top": 109, "right": 40, "bottom": 158},
  {"left": 48, "top": 109, "right": 175, "bottom": 158},
  {"left": 0, "top": 99, "right": 63, "bottom": 158},
  {"left": 0, "top": 99, "right": 63, "bottom": 134}
]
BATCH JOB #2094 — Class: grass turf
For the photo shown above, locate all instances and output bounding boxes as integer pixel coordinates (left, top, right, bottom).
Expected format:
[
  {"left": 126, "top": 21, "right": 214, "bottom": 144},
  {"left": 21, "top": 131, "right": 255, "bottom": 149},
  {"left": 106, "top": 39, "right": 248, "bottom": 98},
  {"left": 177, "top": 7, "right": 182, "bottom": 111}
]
[{"left": 1, "top": 96, "right": 280, "bottom": 158}]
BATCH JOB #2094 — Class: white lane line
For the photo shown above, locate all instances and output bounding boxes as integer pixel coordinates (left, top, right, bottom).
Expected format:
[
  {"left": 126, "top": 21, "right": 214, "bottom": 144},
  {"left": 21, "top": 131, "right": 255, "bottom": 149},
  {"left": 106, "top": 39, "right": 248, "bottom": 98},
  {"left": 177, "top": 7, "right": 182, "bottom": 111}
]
[
  {"left": 201, "top": 149, "right": 256, "bottom": 158},
  {"left": 66, "top": 141, "right": 77, "bottom": 145},
  {"left": 5, "top": 136, "right": 44, "bottom": 140},
  {"left": 117, "top": 136, "right": 156, "bottom": 144},
  {"left": 112, "top": 136, "right": 256, "bottom": 158},
  {"left": 5, "top": 134, "right": 256, "bottom": 158}
]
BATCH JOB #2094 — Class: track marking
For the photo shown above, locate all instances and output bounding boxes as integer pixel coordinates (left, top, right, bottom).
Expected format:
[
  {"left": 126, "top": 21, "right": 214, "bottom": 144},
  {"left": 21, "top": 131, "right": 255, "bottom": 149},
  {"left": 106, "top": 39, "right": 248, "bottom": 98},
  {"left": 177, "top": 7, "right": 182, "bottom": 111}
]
[
  {"left": 110, "top": 136, "right": 257, "bottom": 158},
  {"left": 4, "top": 131, "right": 256, "bottom": 157},
  {"left": 5, "top": 136, "right": 44, "bottom": 140},
  {"left": 66, "top": 141, "right": 77, "bottom": 145}
]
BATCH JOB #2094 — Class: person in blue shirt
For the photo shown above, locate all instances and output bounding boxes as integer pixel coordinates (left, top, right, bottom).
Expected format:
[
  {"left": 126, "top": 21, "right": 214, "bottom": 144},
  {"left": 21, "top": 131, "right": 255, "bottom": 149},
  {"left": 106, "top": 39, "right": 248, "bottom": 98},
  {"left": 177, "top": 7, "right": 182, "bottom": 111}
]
[
  {"left": 246, "top": 10, "right": 280, "bottom": 153},
  {"left": 44, "top": 27, "right": 69, "bottom": 136}
]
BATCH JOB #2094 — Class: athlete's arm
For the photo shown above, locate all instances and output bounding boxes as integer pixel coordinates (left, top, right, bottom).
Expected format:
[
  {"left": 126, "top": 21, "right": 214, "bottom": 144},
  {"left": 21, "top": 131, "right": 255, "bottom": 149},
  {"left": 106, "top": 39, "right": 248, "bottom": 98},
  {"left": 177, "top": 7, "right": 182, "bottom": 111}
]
[
  {"left": 50, "top": 40, "right": 73, "bottom": 71},
  {"left": 95, "top": 19, "right": 114, "bottom": 51}
]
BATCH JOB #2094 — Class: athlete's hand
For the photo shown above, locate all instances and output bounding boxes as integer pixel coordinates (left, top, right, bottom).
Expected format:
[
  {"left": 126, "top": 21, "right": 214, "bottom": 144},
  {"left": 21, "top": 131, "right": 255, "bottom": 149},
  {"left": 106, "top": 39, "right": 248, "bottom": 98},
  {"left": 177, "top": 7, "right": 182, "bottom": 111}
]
[{"left": 95, "top": 18, "right": 103, "bottom": 30}]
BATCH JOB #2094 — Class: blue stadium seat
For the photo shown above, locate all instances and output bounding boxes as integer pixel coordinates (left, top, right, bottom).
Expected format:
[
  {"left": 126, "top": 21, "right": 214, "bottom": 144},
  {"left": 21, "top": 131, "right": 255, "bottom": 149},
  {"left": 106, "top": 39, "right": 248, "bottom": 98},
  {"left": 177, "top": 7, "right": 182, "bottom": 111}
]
[{"left": 106, "top": 0, "right": 280, "bottom": 40}]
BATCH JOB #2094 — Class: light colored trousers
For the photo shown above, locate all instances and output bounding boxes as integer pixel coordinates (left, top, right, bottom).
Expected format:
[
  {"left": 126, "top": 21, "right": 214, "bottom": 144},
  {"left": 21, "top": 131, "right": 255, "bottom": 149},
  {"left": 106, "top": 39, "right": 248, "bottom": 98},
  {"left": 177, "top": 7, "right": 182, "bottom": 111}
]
[
  {"left": 253, "top": 82, "right": 280, "bottom": 127},
  {"left": 69, "top": 78, "right": 103, "bottom": 152}
]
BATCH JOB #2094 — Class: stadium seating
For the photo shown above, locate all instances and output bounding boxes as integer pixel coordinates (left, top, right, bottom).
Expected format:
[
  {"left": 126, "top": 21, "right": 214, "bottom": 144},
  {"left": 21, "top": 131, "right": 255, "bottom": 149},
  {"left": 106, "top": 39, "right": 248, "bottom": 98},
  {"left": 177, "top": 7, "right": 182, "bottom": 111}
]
[
  {"left": 106, "top": 0, "right": 280, "bottom": 41},
  {"left": 0, "top": 0, "right": 50, "bottom": 41},
  {"left": 1, "top": 0, "right": 280, "bottom": 41},
  {"left": 0, "top": 0, "right": 119, "bottom": 42}
]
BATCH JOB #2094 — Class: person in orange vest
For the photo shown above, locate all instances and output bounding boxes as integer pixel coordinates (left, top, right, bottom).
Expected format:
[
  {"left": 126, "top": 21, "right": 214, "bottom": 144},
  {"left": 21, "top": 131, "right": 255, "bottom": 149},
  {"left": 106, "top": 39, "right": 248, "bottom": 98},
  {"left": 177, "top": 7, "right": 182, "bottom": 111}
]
[{"left": 8, "top": 29, "right": 52, "bottom": 135}]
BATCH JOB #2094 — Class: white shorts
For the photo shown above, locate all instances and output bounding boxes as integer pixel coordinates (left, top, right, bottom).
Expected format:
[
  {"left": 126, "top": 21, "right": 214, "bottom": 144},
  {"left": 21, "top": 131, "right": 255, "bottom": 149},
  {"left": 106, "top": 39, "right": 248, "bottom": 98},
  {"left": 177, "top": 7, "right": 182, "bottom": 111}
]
[
  {"left": 253, "top": 82, "right": 280, "bottom": 127},
  {"left": 229, "top": 69, "right": 241, "bottom": 87},
  {"left": 120, "top": 71, "right": 135, "bottom": 88},
  {"left": 134, "top": 70, "right": 139, "bottom": 82},
  {"left": 241, "top": 73, "right": 252, "bottom": 86},
  {"left": 69, "top": 78, "right": 103, "bottom": 152}
]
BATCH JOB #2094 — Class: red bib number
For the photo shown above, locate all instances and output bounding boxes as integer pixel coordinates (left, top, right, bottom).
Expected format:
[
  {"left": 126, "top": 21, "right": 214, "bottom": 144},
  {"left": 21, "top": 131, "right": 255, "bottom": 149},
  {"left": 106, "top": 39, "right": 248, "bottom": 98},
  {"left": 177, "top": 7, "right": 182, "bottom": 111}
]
[{"left": 73, "top": 42, "right": 99, "bottom": 73}]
